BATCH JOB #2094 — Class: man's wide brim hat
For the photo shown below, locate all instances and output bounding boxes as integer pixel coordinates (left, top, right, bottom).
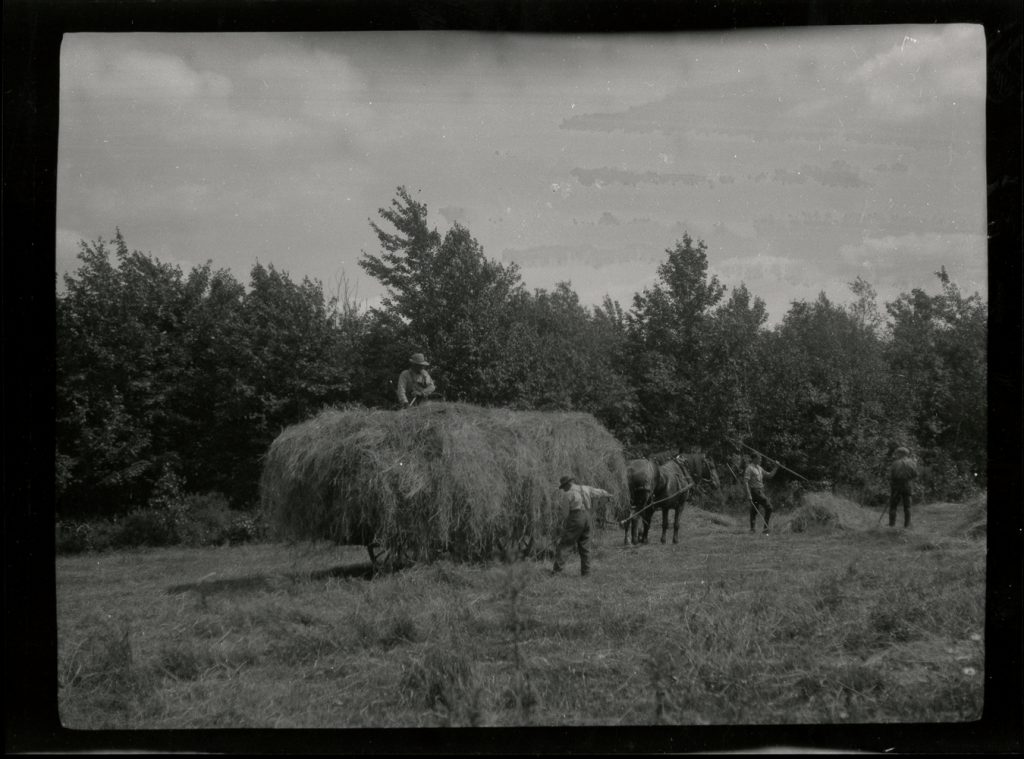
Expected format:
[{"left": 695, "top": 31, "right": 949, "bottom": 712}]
[
  {"left": 409, "top": 353, "right": 430, "bottom": 366},
  {"left": 559, "top": 475, "right": 575, "bottom": 489}
]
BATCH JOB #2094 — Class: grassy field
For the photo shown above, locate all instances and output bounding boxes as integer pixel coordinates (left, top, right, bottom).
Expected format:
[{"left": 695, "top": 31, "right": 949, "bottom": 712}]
[{"left": 56, "top": 498, "right": 985, "bottom": 733}]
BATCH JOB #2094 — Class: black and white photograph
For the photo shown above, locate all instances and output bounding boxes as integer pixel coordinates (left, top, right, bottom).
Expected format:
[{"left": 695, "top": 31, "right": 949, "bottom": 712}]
[{"left": 5, "top": 0, "right": 1021, "bottom": 754}]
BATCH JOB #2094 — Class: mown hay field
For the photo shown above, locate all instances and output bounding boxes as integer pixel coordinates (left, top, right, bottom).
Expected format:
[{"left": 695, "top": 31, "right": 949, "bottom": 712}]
[{"left": 56, "top": 496, "right": 987, "bottom": 739}]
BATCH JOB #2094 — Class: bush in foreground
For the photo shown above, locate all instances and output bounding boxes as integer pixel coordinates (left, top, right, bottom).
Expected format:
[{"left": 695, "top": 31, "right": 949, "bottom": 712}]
[{"left": 56, "top": 493, "right": 264, "bottom": 554}]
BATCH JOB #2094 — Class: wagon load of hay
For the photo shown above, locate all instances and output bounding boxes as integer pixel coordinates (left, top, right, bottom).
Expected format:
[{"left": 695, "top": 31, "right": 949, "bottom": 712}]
[
  {"left": 783, "top": 492, "right": 874, "bottom": 533},
  {"left": 259, "top": 402, "right": 630, "bottom": 562}
]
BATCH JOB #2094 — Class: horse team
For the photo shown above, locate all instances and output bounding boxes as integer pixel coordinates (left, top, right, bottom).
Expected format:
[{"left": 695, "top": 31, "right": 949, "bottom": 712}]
[{"left": 623, "top": 452, "right": 721, "bottom": 546}]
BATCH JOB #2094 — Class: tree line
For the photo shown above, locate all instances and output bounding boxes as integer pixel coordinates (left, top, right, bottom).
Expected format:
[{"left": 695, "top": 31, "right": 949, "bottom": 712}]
[{"left": 56, "top": 186, "right": 987, "bottom": 519}]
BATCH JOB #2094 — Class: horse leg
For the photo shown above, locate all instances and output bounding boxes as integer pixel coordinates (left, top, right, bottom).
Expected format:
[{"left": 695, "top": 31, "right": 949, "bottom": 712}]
[
  {"left": 660, "top": 508, "right": 669, "bottom": 544},
  {"left": 672, "top": 505, "right": 682, "bottom": 544}
]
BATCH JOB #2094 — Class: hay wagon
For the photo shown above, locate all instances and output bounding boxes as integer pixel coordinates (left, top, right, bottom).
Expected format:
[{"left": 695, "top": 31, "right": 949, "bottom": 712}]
[{"left": 259, "top": 402, "right": 630, "bottom": 566}]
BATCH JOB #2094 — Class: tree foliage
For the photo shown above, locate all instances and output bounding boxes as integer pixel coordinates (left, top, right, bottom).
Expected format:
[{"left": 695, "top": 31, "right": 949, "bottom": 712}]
[
  {"left": 56, "top": 192, "right": 987, "bottom": 518},
  {"left": 57, "top": 234, "right": 361, "bottom": 516},
  {"left": 359, "top": 187, "right": 529, "bottom": 405},
  {"left": 885, "top": 267, "right": 987, "bottom": 492},
  {"left": 625, "top": 234, "right": 726, "bottom": 449}
]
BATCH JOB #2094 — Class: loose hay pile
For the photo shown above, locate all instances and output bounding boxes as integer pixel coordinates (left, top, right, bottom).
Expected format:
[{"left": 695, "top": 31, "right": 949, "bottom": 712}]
[
  {"left": 784, "top": 492, "right": 875, "bottom": 533},
  {"left": 680, "top": 508, "right": 736, "bottom": 531},
  {"left": 260, "top": 402, "right": 630, "bottom": 562}
]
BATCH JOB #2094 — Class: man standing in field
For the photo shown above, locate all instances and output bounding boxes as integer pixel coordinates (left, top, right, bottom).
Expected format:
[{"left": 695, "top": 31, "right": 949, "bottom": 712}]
[
  {"left": 744, "top": 453, "right": 779, "bottom": 535},
  {"left": 396, "top": 353, "right": 436, "bottom": 407},
  {"left": 552, "top": 475, "right": 612, "bottom": 577},
  {"left": 889, "top": 446, "right": 918, "bottom": 529}
]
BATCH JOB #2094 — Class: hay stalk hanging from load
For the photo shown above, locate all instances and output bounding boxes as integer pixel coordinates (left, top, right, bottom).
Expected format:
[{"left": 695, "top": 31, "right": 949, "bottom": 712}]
[{"left": 259, "top": 402, "right": 630, "bottom": 563}]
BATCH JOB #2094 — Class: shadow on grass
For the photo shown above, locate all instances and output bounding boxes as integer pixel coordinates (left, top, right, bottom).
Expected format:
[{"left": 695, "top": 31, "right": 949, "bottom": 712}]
[
  {"left": 166, "top": 563, "right": 375, "bottom": 596},
  {"left": 302, "top": 563, "right": 375, "bottom": 582}
]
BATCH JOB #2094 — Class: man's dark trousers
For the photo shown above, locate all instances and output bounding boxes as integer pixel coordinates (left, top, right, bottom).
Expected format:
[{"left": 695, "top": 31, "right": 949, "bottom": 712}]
[
  {"left": 889, "top": 484, "right": 912, "bottom": 527},
  {"left": 553, "top": 509, "right": 591, "bottom": 575}
]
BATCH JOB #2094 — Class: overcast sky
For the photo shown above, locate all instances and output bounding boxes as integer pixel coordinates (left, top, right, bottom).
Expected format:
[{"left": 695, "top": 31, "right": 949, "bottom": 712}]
[{"left": 57, "top": 26, "right": 987, "bottom": 321}]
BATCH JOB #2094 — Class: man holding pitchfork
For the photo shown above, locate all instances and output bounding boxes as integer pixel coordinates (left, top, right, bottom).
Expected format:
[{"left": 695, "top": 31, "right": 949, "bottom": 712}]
[{"left": 744, "top": 452, "right": 779, "bottom": 535}]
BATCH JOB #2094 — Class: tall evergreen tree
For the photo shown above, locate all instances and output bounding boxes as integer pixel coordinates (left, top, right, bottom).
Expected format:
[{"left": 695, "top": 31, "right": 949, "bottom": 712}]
[
  {"left": 359, "top": 186, "right": 528, "bottom": 405},
  {"left": 626, "top": 234, "right": 725, "bottom": 449}
]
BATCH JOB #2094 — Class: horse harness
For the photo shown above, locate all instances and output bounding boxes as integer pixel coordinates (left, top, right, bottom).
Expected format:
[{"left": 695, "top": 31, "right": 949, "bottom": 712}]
[{"left": 619, "top": 455, "right": 705, "bottom": 525}]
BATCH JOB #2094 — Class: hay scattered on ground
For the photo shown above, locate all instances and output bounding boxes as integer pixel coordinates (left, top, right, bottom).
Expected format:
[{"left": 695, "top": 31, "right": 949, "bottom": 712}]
[
  {"left": 259, "top": 402, "right": 629, "bottom": 562},
  {"left": 783, "top": 492, "right": 876, "bottom": 533},
  {"left": 679, "top": 508, "right": 736, "bottom": 530},
  {"left": 950, "top": 493, "right": 986, "bottom": 539}
]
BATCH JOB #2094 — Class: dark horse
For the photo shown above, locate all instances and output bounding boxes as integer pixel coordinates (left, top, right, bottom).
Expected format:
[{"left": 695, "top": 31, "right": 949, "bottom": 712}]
[{"left": 624, "top": 452, "right": 721, "bottom": 545}]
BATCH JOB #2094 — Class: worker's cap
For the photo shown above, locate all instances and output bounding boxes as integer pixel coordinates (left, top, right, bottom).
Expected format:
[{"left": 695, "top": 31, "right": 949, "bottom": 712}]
[
  {"left": 408, "top": 353, "right": 430, "bottom": 366},
  {"left": 558, "top": 475, "right": 575, "bottom": 489}
]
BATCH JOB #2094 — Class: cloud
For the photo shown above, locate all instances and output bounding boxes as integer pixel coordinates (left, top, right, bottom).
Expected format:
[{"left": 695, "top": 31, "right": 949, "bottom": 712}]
[
  {"left": 714, "top": 254, "right": 824, "bottom": 289},
  {"left": 848, "top": 25, "right": 985, "bottom": 121},
  {"left": 839, "top": 232, "right": 987, "bottom": 274},
  {"left": 169, "top": 107, "right": 311, "bottom": 150},
  {"left": 61, "top": 38, "right": 353, "bottom": 152},
  {"left": 245, "top": 49, "right": 372, "bottom": 127},
  {"left": 709, "top": 254, "right": 856, "bottom": 322},
  {"left": 63, "top": 44, "right": 233, "bottom": 102},
  {"left": 439, "top": 205, "right": 470, "bottom": 225},
  {"left": 80, "top": 180, "right": 221, "bottom": 223},
  {"left": 874, "top": 158, "right": 909, "bottom": 173},
  {"left": 56, "top": 227, "right": 90, "bottom": 284},
  {"left": 803, "top": 160, "right": 871, "bottom": 188},
  {"left": 571, "top": 166, "right": 710, "bottom": 188},
  {"left": 750, "top": 160, "right": 870, "bottom": 188}
]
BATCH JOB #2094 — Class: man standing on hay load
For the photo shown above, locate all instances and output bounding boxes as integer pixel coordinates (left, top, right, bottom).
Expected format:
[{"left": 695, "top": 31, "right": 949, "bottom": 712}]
[
  {"left": 889, "top": 446, "right": 918, "bottom": 529},
  {"left": 552, "top": 475, "right": 612, "bottom": 577},
  {"left": 744, "top": 453, "right": 779, "bottom": 535},
  {"left": 396, "top": 353, "right": 436, "bottom": 407}
]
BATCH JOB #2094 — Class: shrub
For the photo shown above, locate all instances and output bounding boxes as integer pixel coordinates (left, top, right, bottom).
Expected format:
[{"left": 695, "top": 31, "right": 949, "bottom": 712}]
[
  {"left": 173, "top": 493, "right": 233, "bottom": 547},
  {"left": 56, "top": 519, "right": 122, "bottom": 555},
  {"left": 919, "top": 450, "right": 981, "bottom": 502},
  {"left": 224, "top": 511, "right": 264, "bottom": 544},
  {"left": 56, "top": 521, "right": 94, "bottom": 555},
  {"left": 112, "top": 509, "right": 178, "bottom": 548},
  {"left": 57, "top": 493, "right": 266, "bottom": 552}
]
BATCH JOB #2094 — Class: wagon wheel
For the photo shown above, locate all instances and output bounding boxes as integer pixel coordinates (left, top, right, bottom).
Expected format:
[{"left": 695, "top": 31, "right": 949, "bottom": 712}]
[
  {"left": 366, "top": 541, "right": 391, "bottom": 570},
  {"left": 366, "top": 540, "right": 416, "bottom": 574},
  {"left": 494, "top": 531, "right": 535, "bottom": 562},
  {"left": 516, "top": 534, "right": 535, "bottom": 560}
]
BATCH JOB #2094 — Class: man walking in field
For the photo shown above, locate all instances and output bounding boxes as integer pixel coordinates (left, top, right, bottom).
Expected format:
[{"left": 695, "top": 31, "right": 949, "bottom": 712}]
[
  {"left": 889, "top": 446, "right": 918, "bottom": 529},
  {"left": 744, "top": 453, "right": 778, "bottom": 535},
  {"left": 396, "top": 353, "right": 436, "bottom": 407},
  {"left": 552, "top": 475, "right": 612, "bottom": 577}
]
